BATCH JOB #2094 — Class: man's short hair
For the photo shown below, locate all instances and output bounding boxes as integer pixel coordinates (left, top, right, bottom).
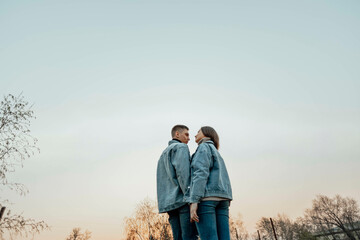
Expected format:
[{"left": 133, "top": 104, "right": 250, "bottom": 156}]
[{"left": 171, "top": 125, "right": 189, "bottom": 137}]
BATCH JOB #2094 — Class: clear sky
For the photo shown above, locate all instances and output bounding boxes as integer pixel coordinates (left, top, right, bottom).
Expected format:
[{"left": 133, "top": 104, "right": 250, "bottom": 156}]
[{"left": 1, "top": 1, "right": 360, "bottom": 239}]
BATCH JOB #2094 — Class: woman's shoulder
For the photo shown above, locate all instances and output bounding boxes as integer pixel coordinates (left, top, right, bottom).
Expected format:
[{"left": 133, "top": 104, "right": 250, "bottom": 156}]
[
  {"left": 204, "top": 140, "right": 217, "bottom": 150},
  {"left": 197, "top": 141, "right": 214, "bottom": 152}
]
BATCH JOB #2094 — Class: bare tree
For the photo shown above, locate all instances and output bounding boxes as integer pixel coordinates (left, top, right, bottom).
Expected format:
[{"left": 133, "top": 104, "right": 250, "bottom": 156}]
[
  {"left": 230, "top": 213, "right": 249, "bottom": 240},
  {"left": 0, "top": 93, "right": 39, "bottom": 195},
  {"left": 303, "top": 194, "right": 360, "bottom": 240},
  {"left": 0, "top": 93, "right": 49, "bottom": 238},
  {"left": 66, "top": 228, "right": 91, "bottom": 240},
  {"left": 257, "top": 216, "right": 275, "bottom": 240},
  {"left": 0, "top": 211, "right": 48, "bottom": 240},
  {"left": 123, "top": 198, "right": 172, "bottom": 240},
  {"left": 291, "top": 217, "right": 316, "bottom": 240},
  {"left": 256, "top": 214, "right": 314, "bottom": 240}
]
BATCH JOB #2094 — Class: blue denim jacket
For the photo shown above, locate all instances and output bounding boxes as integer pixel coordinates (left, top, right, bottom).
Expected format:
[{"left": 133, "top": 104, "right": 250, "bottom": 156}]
[
  {"left": 157, "top": 140, "right": 191, "bottom": 213},
  {"left": 188, "top": 140, "right": 233, "bottom": 203}
]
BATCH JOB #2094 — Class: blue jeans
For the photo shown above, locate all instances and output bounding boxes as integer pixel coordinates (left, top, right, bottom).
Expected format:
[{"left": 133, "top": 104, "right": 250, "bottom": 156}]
[
  {"left": 195, "top": 200, "right": 230, "bottom": 240},
  {"left": 168, "top": 204, "right": 198, "bottom": 240}
]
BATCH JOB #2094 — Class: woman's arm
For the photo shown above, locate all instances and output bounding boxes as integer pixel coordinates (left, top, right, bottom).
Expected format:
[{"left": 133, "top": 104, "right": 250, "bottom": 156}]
[{"left": 189, "top": 144, "right": 212, "bottom": 203}]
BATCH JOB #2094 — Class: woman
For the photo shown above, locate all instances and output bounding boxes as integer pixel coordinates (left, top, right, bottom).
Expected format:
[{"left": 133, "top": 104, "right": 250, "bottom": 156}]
[{"left": 189, "top": 126, "right": 233, "bottom": 240}]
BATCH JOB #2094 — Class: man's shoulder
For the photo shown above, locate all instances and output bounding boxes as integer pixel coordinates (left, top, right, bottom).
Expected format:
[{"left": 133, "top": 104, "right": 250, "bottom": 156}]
[{"left": 168, "top": 142, "right": 189, "bottom": 154}]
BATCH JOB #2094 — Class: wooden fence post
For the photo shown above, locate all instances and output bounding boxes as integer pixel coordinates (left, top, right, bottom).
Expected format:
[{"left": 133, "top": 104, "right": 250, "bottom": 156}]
[
  {"left": 270, "top": 218, "right": 278, "bottom": 240},
  {"left": 257, "top": 230, "right": 261, "bottom": 240},
  {"left": 0, "top": 207, "right": 6, "bottom": 221}
]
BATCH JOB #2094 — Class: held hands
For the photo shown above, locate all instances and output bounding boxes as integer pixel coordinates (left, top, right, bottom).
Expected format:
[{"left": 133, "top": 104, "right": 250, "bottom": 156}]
[{"left": 190, "top": 203, "right": 199, "bottom": 223}]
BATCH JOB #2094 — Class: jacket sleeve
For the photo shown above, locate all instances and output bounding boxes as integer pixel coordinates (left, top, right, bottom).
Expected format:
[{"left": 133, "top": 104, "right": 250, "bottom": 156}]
[
  {"left": 189, "top": 145, "right": 211, "bottom": 203},
  {"left": 171, "top": 145, "right": 191, "bottom": 195}
]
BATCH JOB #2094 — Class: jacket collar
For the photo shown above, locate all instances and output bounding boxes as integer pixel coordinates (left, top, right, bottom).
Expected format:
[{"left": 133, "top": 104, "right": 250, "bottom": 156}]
[
  {"left": 198, "top": 137, "right": 213, "bottom": 146},
  {"left": 168, "top": 139, "right": 182, "bottom": 145},
  {"left": 191, "top": 138, "right": 214, "bottom": 160}
]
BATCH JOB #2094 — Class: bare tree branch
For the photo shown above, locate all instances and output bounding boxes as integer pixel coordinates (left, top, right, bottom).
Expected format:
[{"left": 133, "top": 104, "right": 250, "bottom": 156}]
[{"left": 0, "top": 93, "right": 48, "bottom": 238}]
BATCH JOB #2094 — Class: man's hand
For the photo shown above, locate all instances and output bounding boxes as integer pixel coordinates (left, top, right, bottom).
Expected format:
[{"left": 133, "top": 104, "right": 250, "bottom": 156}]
[{"left": 190, "top": 203, "right": 199, "bottom": 223}]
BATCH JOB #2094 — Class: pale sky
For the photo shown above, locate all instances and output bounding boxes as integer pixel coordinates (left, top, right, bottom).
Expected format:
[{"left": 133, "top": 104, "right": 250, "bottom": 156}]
[{"left": 1, "top": 1, "right": 360, "bottom": 239}]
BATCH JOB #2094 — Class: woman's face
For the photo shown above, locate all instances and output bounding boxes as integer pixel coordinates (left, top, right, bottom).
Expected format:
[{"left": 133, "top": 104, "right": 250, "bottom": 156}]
[{"left": 195, "top": 129, "right": 206, "bottom": 143}]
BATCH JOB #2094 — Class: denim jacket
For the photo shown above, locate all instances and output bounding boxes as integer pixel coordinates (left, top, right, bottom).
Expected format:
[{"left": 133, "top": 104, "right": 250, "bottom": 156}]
[
  {"left": 157, "top": 140, "right": 191, "bottom": 213},
  {"left": 187, "top": 140, "right": 233, "bottom": 203}
]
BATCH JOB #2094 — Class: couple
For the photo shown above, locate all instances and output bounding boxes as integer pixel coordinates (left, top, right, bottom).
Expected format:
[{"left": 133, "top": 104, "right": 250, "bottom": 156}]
[{"left": 157, "top": 125, "right": 233, "bottom": 240}]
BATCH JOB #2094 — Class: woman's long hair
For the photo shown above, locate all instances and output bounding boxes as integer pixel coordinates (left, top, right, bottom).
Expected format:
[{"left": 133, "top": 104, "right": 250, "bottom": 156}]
[{"left": 201, "top": 126, "right": 220, "bottom": 150}]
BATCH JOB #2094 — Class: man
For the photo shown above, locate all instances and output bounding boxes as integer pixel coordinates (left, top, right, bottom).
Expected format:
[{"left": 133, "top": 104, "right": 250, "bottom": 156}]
[{"left": 157, "top": 125, "right": 197, "bottom": 240}]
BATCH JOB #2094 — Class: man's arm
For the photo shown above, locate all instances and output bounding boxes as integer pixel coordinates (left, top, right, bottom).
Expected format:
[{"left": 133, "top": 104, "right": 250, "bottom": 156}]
[{"left": 171, "top": 144, "right": 191, "bottom": 195}]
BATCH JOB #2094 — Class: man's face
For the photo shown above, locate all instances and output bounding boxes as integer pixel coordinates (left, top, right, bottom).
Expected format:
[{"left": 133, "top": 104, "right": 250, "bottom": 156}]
[{"left": 175, "top": 129, "right": 190, "bottom": 144}]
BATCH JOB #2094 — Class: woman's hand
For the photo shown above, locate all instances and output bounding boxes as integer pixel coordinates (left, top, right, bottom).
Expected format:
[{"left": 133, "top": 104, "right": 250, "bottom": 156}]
[{"left": 190, "top": 203, "right": 199, "bottom": 223}]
